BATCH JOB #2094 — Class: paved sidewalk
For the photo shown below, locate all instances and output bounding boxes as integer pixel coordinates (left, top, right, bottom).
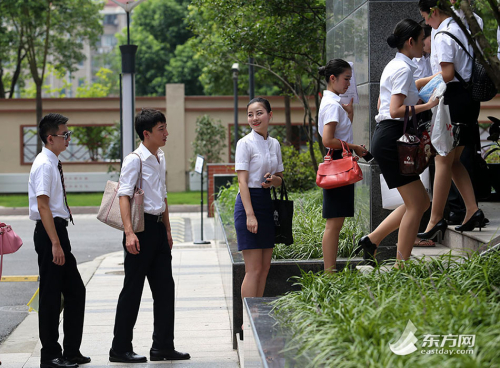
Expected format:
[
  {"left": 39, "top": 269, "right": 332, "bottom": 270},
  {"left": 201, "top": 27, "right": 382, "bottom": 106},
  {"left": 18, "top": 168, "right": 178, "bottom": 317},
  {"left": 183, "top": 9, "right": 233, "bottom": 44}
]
[{"left": 0, "top": 213, "right": 239, "bottom": 367}]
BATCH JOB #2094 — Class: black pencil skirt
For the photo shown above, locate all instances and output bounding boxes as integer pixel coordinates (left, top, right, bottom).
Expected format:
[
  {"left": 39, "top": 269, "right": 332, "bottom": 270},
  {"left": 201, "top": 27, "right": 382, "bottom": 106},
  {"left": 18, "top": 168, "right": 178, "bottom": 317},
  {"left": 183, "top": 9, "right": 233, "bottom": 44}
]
[
  {"left": 322, "top": 149, "right": 355, "bottom": 219},
  {"left": 372, "top": 119, "right": 420, "bottom": 190}
]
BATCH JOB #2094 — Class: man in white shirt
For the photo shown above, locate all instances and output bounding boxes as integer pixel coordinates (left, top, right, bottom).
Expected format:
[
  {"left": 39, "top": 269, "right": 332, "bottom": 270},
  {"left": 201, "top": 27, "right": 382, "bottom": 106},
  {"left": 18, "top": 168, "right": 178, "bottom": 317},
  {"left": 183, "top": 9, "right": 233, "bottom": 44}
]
[
  {"left": 28, "top": 113, "right": 89, "bottom": 368},
  {"left": 109, "top": 109, "right": 190, "bottom": 363}
]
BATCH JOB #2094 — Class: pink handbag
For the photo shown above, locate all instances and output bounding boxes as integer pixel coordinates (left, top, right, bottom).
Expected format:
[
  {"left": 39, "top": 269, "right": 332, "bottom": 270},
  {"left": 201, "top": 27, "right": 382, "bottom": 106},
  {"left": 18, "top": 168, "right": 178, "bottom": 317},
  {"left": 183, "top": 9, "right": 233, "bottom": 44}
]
[{"left": 0, "top": 223, "right": 23, "bottom": 279}]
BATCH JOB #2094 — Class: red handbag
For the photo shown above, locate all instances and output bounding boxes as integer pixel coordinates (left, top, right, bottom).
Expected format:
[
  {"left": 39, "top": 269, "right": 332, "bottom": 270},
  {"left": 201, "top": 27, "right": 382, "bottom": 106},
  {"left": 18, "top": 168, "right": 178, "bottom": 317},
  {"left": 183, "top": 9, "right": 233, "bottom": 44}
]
[
  {"left": 0, "top": 223, "right": 23, "bottom": 279},
  {"left": 316, "top": 140, "right": 363, "bottom": 189}
]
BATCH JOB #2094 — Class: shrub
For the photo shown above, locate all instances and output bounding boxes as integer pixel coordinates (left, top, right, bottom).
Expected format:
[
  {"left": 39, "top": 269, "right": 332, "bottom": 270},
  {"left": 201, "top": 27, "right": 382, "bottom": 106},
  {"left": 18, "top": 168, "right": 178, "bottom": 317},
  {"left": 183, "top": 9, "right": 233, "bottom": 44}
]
[
  {"left": 281, "top": 142, "right": 323, "bottom": 193},
  {"left": 272, "top": 252, "right": 500, "bottom": 367},
  {"left": 190, "top": 114, "right": 227, "bottom": 169}
]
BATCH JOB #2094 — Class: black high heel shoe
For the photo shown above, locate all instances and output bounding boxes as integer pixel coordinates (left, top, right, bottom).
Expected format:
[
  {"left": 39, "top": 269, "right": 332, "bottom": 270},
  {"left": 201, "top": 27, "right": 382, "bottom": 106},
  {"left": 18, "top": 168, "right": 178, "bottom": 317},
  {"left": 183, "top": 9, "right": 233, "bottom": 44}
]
[
  {"left": 455, "top": 209, "right": 485, "bottom": 232},
  {"left": 355, "top": 236, "right": 378, "bottom": 265},
  {"left": 417, "top": 219, "right": 448, "bottom": 242}
]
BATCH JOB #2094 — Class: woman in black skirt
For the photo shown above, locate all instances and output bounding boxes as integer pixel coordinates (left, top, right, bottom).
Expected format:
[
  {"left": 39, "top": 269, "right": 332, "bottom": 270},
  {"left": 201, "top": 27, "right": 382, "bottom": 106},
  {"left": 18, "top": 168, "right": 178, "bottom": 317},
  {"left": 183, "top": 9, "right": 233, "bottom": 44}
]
[
  {"left": 417, "top": 0, "right": 484, "bottom": 238},
  {"left": 234, "top": 97, "right": 283, "bottom": 304},
  {"left": 356, "top": 19, "right": 438, "bottom": 267},
  {"left": 318, "top": 59, "right": 368, "bottom": 273}
]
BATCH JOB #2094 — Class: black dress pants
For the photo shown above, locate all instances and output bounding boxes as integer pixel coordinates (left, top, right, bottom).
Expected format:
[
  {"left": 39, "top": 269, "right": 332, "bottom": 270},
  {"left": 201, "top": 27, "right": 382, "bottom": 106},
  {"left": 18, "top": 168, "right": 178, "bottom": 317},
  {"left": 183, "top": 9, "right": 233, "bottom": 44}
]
[
  {"left": 34, "top": 219, "right": 86, "bottom": 361},
  {"left": 111, "top": 219, "right": 175, "bottom": 353}
]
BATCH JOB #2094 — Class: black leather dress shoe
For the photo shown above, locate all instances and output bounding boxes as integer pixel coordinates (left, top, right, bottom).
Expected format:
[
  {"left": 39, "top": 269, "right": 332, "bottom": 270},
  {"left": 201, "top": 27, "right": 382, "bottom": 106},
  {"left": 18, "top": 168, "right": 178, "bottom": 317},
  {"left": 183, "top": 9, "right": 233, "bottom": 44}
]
[
  {"left": 63, "top": 353, "right": 91, "bottom": 365},
  {"left": 109, "top": 348, "right": 147, "bottom": 363},
  {"left": 150, "top": 348, "right": 190, "bottom": 361},
  {"left": 40, "top": 358, "right": 78, "bottom": 368}
]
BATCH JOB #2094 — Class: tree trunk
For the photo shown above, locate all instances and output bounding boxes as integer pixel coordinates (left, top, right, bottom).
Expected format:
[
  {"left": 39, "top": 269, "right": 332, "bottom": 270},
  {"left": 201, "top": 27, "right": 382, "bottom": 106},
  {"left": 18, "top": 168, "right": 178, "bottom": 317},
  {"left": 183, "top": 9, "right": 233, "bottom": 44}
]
[
  {"left": 0, "top": 64, "right": 5, "bottom": 98},
  {"left": 36, "top": 82, "right": 43, "bottom": 154},
  {"left": 284, "top": 95, "right": 293, "bottom": 146},
  {"left": 315, "top": 80, "right": 325, "bottom": 156}
]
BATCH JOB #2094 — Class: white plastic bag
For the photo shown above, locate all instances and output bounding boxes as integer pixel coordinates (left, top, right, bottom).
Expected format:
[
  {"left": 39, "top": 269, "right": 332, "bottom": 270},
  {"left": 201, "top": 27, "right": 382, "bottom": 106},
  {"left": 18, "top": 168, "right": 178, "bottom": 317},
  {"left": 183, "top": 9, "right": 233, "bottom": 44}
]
[
  {"left": 430, "top": 99, "right": 454, "bottom": 156},
  {"left": 380, "top": 168, "right": 432, "bottom": 210}
]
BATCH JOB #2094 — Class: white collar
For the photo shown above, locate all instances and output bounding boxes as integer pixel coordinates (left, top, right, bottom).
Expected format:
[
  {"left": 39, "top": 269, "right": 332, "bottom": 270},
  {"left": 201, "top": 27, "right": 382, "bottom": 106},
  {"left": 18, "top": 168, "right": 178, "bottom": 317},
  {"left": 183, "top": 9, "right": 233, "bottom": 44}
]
[
  {"left": 137, "top": 142, "right": 157, "bottom": 160},
  {"left": 395, "top": 52, "right": 418, "bottom": 72},
  {"left": 42, "top": 147, "right": 59, "bottom": 165},
  {"left": 250, "top": 128, "right": 268, "bottom": 141},
  {"left": 323, "top": 89, "right": 341, "bottom": 102},
  {"left": 436, "top": 17, "right": 453, "bottom": 33}
]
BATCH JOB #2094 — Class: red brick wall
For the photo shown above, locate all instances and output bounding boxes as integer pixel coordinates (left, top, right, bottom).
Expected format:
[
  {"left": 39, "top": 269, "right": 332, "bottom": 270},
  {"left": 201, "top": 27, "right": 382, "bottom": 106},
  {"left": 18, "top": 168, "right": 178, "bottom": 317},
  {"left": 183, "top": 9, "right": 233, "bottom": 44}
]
[{"left": 208, "top": 163, "right": 235, "bottom": 217}]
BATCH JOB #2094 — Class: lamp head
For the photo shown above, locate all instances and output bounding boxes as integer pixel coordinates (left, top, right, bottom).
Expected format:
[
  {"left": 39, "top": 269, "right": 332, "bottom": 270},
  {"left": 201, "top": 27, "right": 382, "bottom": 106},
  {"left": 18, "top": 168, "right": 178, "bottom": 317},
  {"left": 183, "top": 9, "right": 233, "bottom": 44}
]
[{"left": 231, "top": 63, "right": 240, "bottom": 73}]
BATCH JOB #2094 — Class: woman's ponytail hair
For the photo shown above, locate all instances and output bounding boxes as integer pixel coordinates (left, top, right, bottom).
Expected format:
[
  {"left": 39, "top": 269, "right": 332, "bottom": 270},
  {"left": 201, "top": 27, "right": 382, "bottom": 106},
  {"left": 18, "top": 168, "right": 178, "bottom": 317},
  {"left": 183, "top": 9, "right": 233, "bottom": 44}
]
[
  {"left": 387, "top": 18, "right": 422, "bottom": 50},
  {"left": 319, "top": 59, "right": 351, "bottom": 83}
]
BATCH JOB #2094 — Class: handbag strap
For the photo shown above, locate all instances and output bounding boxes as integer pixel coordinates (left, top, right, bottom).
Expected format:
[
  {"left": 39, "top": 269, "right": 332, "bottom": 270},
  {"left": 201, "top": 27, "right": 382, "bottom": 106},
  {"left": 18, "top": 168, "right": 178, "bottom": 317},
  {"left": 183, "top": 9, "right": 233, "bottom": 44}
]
[
  {"left": 435, "top": 30, "right": 473, "bottom": 88},
  {"left": 271, "top": 177, "right": 288, "bottom": 201},
  {"left": 403, "top": 106, "right": 418, "bottom": 133},
  {"left": 130, "top": 152, "right": 143, "bottom": 190}
]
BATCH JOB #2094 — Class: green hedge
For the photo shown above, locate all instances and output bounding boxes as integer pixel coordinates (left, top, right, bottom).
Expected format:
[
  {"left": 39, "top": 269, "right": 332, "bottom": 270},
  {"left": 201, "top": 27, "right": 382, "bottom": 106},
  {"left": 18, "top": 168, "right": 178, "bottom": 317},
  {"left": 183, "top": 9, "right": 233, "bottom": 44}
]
[{"left": 272, "top": 252, "right": 500, "bottom": 367}]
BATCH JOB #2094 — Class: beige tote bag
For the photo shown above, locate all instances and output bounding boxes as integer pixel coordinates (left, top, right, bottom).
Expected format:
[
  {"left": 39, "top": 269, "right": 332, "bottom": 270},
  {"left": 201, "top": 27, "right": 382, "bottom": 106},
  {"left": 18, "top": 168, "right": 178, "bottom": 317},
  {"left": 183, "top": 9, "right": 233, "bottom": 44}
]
[{"left": 97, "top": 153, "right": 145, "bottom": 233}]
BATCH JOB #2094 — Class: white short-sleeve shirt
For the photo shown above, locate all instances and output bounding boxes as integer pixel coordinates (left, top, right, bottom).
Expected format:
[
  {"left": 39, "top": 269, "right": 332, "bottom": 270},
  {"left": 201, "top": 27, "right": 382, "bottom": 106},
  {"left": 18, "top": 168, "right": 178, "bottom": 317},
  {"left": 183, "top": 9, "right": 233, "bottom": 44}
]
[
  {"left": 28, "top": 147, "right": 70, "bottom": 221},
  {"left": 317, "top": 90, "right": 354, "bottom": 144},
  {"left": 118, "top": 143, "right": 167, "bottom": 215},
  {"left": 431, "top": 18, "right": 473, "bottom": 83},
  {"left": 413, "top": 54, "right": 432, "bottom": 80},
  {"left": 376, "top": 53, "right": 419, "bottom": 123},
  {"left": 235, "top": 130, "right": 284, "bottom": 188}
]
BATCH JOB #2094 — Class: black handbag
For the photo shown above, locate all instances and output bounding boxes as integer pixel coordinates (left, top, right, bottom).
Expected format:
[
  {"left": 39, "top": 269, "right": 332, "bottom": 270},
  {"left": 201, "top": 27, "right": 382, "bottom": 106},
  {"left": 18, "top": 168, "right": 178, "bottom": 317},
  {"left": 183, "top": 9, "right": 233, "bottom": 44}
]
[{"left": 271, "top": 179, "right": 294, "bottom": 245}]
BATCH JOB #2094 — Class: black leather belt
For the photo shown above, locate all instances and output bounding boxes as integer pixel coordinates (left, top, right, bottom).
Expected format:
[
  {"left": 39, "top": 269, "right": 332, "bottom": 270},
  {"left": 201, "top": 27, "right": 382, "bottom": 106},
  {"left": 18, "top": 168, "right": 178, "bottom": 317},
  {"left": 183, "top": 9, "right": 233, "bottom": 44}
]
[
  {"left": 37, "top": 217, "right": 68, "bottom": 227},
  {"left": 144, "top": 213, "right": 163, "bottom": 223}
]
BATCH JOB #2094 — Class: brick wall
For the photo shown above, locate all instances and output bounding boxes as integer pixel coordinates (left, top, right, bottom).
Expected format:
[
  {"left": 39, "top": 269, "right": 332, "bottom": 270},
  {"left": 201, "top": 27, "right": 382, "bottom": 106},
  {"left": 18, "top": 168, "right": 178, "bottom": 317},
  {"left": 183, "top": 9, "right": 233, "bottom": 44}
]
[{"left": 208, "top": 163, "right": 236, "bottom": 217}]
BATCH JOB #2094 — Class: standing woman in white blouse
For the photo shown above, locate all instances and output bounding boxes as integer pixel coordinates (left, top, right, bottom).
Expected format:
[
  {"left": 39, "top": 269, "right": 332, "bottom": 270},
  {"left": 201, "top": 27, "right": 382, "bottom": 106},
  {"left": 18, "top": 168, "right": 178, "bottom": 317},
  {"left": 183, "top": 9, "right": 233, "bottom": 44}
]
[
  {"left": 317, "top": 59, "right": 368, "bottom": 273},
  {"left": 234, "top": 97, "right": 284, "bottom": 308},
  {"left": 418, "top": 0, "right": 484, "bottom": 238},
  {"left": 356, "top": 19, "right": 438, "bottom": 266}
]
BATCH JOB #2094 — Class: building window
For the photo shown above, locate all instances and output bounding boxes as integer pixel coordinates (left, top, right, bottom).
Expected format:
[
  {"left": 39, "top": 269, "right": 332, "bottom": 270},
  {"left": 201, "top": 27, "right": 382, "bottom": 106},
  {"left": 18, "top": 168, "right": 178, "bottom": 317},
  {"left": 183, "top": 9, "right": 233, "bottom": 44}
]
[
  {"left": 104, "top": 14, "right": 118, "bottom": 25},
  {"left": 101, "top": 35, "right": 117, "bottom": 47}
]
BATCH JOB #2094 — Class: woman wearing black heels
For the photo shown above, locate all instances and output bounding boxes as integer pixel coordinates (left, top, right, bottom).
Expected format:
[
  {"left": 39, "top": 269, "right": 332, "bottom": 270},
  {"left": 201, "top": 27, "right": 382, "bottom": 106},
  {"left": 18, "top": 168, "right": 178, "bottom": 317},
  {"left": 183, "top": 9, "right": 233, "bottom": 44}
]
[
  {"left": 356, "top": 19, "right": 439, "bottom": 266},
  {"left": 417, "top": 0, "right": 484, "bottom": 240}
]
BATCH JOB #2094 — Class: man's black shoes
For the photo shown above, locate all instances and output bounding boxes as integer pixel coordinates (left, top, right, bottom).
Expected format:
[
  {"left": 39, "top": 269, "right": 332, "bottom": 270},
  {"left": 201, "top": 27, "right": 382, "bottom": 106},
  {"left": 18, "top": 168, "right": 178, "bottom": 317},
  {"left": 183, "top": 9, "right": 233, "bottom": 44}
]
[
  {"left": 40, "top": 358, "right": 78, "bottom": 368},
  {"left": 109, "top": 348, "right": 147, "bottom": 363},
  {"left": 63, "top": 353, "right": 91, "bottom": 365},
  {"left": 150, "top": 348, "right": 191, "bottom": 361}
]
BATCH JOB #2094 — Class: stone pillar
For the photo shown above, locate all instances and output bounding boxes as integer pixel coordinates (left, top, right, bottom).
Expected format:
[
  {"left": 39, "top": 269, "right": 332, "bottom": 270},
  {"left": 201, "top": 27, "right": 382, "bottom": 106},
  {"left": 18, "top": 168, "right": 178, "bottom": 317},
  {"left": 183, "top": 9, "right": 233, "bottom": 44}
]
[
  {"left": 326, "top": 0, "right": 421, "bottom": 254},
  {"left": 165, "top": 83, "right": 186, "bottom": 192}
]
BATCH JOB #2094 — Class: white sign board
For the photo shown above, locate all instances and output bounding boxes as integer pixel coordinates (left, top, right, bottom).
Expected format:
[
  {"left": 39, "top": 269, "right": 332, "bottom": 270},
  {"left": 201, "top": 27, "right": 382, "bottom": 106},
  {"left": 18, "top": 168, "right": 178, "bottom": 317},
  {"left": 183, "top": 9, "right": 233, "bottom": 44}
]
[
  {"left": 194, "top": 155, "right": 204, "bottom": 174},
  {"left": 339, "top": 61, "right": 359, "bottom": 105}
]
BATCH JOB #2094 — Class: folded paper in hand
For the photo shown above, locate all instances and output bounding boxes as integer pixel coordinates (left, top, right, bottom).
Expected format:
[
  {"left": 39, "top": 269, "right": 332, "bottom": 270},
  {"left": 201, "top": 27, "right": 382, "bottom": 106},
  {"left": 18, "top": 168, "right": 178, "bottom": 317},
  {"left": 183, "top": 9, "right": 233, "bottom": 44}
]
[{"left": 418, "top": 74, "right": 446, "bottom": 103}]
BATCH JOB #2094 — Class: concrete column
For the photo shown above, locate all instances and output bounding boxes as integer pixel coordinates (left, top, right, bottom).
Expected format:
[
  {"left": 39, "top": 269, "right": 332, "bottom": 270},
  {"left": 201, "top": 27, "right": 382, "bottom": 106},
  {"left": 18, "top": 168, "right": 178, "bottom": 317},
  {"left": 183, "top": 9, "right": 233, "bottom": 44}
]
[{"left": 165, "top": 84, "right": 186, "bottom": 192}]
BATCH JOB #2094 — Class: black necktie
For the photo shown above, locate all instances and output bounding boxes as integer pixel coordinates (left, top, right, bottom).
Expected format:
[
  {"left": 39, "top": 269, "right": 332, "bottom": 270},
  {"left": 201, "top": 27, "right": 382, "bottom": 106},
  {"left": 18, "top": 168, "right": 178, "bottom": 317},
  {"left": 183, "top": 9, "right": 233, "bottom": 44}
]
[{"left": 58, "top": 160, "right": 74, "bottom": 225}]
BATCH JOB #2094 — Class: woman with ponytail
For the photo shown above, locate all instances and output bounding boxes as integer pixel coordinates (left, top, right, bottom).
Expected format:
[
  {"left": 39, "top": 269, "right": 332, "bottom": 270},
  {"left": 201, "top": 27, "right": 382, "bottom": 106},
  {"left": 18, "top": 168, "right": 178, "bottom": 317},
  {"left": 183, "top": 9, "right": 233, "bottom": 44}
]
[
  {"left": 317, "top": 59, "right": 368, "bottom": 273},
  {"left": 355, "top": 19, "right": 438, "bottom": 267}
]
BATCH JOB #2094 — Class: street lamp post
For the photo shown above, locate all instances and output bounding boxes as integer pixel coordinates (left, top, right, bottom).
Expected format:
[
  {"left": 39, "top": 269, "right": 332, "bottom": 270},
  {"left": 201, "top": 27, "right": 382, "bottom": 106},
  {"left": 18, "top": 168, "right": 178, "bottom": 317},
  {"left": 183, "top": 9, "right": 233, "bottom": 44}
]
[
  {"left": 110, "top": 0, "right": 147, "bottom": 163},
  {"left": 232, "top": 63, "right": 239, "bottom": 156}
]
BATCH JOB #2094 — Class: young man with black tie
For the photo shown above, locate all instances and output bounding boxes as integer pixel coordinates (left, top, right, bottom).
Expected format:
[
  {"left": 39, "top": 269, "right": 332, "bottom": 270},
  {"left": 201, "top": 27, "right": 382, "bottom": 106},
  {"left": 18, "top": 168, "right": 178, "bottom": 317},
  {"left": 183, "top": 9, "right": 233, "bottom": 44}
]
[
  {"left": 109, "top": 109, "right": 190, "bottom": 363},
  {"left": 28, "top": 113, "right": 89, "bottom": 368}
]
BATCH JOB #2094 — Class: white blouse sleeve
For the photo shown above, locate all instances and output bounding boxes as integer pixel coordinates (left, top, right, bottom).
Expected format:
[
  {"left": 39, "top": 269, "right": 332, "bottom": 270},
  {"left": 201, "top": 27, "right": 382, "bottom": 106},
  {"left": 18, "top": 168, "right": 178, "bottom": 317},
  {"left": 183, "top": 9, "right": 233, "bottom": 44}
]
[
  {"left": 235, "top": 139, "right": 250, "bottom": 171},
  {"left": 276, "top": 142, "right": 284, "bottom": 173},
  {"left": 435, "top": 33, "right": 456, "bottom": 65},
  {"left": 323, "top": 104, "right": 341, "bottom": 126},
  {"left": 390, "top": 66, "right": 412, "bottom": 96}
]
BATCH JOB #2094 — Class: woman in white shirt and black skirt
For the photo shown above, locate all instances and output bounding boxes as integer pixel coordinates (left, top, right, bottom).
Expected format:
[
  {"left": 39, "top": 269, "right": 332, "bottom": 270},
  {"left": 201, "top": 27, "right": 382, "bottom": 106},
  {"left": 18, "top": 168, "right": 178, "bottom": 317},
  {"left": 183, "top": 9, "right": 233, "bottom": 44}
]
[
  {"left": 234, "top": 97, "right": 284, "bottom": 309},
  {"left": 318, "top": 59, "right": 368, "bottom": 273},
  {"left": 356, "top": 19, "right": 438, "bottom": 266},
  {"left": 418, "top": 0, "right": 484, "bottom": 238}
]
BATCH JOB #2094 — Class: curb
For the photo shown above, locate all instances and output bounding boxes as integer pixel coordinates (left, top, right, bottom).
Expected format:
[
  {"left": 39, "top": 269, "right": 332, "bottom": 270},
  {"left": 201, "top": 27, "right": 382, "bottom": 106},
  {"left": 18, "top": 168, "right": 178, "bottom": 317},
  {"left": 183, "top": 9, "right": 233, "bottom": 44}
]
[
  {"left": 0, "top": 205, "right": 207, "bottom": 216},
  {"left": 0, "top": 252, "right": 115, "bottom": 356}
]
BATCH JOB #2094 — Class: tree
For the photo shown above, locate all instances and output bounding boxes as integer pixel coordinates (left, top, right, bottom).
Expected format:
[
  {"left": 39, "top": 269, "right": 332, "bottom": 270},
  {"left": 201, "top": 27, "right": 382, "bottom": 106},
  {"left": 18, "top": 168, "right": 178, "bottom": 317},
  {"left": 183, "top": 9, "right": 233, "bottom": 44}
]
[
  {"left": 2, "top": 0, "right": 102, "bottom": 151},
  {"left": 189, "top": 0, "right": 327, "bottom": 170},
  {"left": 190, "top": 115, "right": 227, "bottom": 169}
]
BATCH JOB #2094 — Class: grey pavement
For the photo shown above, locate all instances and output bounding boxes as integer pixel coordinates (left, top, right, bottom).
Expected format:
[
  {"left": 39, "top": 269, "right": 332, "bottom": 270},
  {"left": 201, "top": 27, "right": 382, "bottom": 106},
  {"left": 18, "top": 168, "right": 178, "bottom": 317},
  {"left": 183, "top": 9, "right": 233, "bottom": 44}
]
[{"left": 0, "top": 211, "right": 239, "bottom": 368}]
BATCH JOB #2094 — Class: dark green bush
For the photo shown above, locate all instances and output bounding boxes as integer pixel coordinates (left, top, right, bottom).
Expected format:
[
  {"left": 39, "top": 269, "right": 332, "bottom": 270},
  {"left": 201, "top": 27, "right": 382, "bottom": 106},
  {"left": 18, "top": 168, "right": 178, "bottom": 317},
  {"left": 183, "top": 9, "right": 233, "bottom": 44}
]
[{"left": 281, "top": 142, "right": 323, "bottom": 192}]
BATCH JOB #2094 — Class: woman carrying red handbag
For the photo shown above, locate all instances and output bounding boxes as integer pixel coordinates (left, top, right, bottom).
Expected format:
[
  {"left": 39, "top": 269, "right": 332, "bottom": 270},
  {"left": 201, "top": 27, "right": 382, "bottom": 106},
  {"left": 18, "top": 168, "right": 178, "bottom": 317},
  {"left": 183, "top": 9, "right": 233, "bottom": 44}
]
[
  {"left": 356, "top": 19, "right": 438, "bottom": 267},
  {"left": 318, "top": 59, "right": 368, "bottom": 273}
]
